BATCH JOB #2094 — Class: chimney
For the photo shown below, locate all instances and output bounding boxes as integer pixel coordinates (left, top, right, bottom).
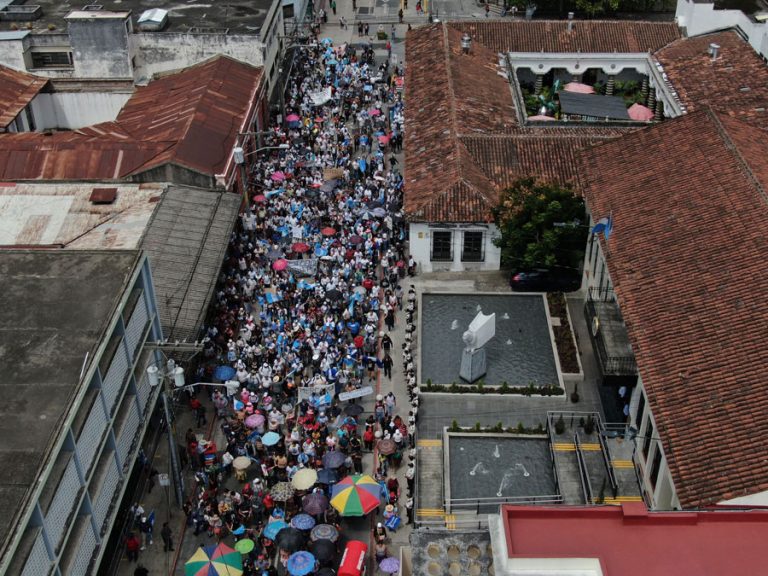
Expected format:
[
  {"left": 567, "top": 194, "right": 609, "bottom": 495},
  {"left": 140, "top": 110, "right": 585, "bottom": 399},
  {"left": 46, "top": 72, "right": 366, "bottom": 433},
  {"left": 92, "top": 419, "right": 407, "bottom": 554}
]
[
  {"left": 567, "top": 12, "right": 574, "bottom": 32},
  {"left": 709, "top": 42, "right": 720, "bottom": 61}
]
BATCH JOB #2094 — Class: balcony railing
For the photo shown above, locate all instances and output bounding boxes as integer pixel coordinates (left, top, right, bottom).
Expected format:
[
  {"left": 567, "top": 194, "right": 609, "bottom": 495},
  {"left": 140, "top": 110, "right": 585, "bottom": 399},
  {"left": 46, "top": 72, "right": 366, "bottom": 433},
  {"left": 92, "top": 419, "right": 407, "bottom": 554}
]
[{"left": 585, "top": 289, "right": 637, "bottom": 376}]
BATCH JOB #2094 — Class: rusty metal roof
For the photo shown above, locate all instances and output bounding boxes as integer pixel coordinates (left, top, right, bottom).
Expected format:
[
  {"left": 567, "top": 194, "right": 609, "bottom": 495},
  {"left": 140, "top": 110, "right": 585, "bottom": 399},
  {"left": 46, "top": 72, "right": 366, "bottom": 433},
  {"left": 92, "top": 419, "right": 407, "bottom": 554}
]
[
  {"left": 0, "top": 66, "right": 48, "bottom": 129},
  {"left": 0, "top": 55, "right": 262, "bottom": 181}
]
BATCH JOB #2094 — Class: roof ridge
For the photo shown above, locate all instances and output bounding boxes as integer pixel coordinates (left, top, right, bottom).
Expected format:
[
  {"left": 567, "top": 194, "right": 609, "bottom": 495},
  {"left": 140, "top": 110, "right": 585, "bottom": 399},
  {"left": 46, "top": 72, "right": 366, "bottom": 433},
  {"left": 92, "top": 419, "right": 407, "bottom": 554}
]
[
  {"left": 442, "top": 24, "right": 462, "bottom": 180},
  {"left": 708, "top": 108, "right": 768, "bottom": 206}
]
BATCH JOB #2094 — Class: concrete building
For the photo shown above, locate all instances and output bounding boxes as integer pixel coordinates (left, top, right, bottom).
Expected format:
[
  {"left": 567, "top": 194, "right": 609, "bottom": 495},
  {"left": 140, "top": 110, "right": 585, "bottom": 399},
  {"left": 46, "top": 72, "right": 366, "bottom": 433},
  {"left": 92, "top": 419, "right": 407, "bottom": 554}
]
[
  {"left": 0, "top": 1, "right": 285, "bottom": 97},
  {"left": 676, "top": 0, "right": 768, "bottom": 59},
  {"left": 488, "top": 503, "right": 768, "bottom": 575},
  {"left": 0, "top": 250, "right": 164, "bottom": 575}
]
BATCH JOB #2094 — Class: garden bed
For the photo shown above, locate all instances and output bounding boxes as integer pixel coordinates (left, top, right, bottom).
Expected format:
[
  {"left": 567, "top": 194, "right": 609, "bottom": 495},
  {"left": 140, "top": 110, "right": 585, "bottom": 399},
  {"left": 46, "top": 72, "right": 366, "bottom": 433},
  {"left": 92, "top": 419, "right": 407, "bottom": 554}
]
[{"left": 546, "top": 292, "right": 581, "bottom": 374}]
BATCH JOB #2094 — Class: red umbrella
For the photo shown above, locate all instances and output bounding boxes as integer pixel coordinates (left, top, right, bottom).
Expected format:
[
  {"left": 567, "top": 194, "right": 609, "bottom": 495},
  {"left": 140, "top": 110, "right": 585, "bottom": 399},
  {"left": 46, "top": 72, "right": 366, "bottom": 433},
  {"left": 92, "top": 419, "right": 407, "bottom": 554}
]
[
  {"left": 628, "top": 103, "right": 654, "bottom": 121},
  {"left": 273, "top": 259, "right": 288, "bottom": 271},
  {"left": 348, "top": 235, "right": 364, "bottom": 245},
  {"left": 254, "top": 194, "right": 268, "bottom": 203},
  {"left": 286, "top": 113, "right": 301, "bottom": 122},
  {"left": 563, "top": 82, "right": 595, "bottom": 94},
  {"left": 378, "top": 134, "right": 390, "bottom": 144},
  {"left": 353, "top": 335, "right": 364, "bottom": 349},
  {"left": 292, "top": 242, "right": 310, "bottom": 253},
  {"left": 321, "top": 227, "right": 336, "bottom": 236}
]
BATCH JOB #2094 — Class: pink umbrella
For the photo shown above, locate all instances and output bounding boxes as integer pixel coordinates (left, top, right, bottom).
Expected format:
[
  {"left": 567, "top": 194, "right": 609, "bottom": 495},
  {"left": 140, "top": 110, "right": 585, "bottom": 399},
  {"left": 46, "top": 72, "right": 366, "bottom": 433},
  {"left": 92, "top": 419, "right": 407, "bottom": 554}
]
[
  {"left": 246, "top": 413, "right": 265, "bottom": 429},
  {"left": 271, "top": 171, "right": 286, "bottom": 182},
  {"left": 628, "top": 103, "right": 654, "bottom": 121},
  {"left": 563, "top": 82, "right": 595, "bottom": 94},
  {"left": 253, "top": 194, "right": 268, "bottom": 203},
  {"left": 273, "top": 259, "right": 288, "bottom": 271},
  {"left": 528, "top": 114, "right": 556, "bottom": 121},
  {"left": 369, "top": 108, "right": 382, "bottom": 117},
  {"left": 292, "top": 242, "right": 310, "bottom": 253},
  {"left": 286, "top": 113, "right": 301, "bottom": 122},
  {"left": 378, "top": 134, "right": 390, "bottom": 144}
]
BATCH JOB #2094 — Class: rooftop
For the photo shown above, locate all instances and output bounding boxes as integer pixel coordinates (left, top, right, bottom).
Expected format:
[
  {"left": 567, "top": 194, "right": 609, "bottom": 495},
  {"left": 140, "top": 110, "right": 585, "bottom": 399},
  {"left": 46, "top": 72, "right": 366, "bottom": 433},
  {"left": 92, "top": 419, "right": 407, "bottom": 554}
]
[
  {"left": 558, "top": 91, "right": 631, "bottom": 120},
  {"left": 494, "top": 503, "right": 768, "bottom": 576},
  {"left": 0, "top": 249, "right": 138, "bottom": 555},
  {"left": 0, "top": 55, "right": 262, "bottom": 181},
  {"left": 447, "top": 20, "right": 681, "bottom": 54},
  {"left": 0, "top": 181, "right": 240, "bottom": 342},
  {"left": 404, "top": 23, "right": 625, "bottom": 223},
  {"left": 0, "top": 0, "right": 275, "bottom": 34},
  {"left": 0, "top": 66, "right": 48, "bottom": 130},
  {"left": 580, "top": 108, "right": 768, "bottom": 507},
  {"left": 655, "top": 30, "right": 768, "bottom": 129}
]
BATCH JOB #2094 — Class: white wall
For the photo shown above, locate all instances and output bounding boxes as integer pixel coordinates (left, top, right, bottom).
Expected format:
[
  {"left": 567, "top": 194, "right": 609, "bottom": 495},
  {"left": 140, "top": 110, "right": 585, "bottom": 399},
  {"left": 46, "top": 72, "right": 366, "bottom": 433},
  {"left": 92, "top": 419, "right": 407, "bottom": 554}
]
[
  {"left": 676, "top": 0, "right": 768, "bottom": 59},
  {"left": 0, "top": 39, "right": 28, "bottom": 71},
  {"left": 720, "top": 489, "right": 768, "bottom": 506},
  {"left": 131, "top": 33, "right": 265, "bottom": 82},
  {"left": 408, "top": 222, "right": 501, "bottom": 273},
  {"left": 29, "top": 91, "right": 132, "bottom": 130}
]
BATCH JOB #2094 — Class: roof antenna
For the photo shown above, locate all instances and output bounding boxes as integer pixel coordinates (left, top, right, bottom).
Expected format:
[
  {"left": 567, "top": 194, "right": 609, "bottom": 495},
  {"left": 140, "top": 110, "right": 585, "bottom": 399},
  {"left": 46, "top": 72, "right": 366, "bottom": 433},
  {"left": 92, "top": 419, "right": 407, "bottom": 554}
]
[
  {"left": 709, "top": 42, "right": 720, "bottom": 61},
  {"left": 567, "top": 12, "right": 574, "bottom": 33}
]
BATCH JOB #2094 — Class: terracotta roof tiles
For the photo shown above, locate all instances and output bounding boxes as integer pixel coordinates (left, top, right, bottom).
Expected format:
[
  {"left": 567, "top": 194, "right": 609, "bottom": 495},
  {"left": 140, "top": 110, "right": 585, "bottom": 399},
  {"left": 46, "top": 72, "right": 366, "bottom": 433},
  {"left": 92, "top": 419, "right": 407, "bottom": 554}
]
[
  {"left": 654, "top": 30, "right": 768, "bottom": 130},
  {"left": 580, "top": 108, "right": 768, "bottom": 507},
  {"left": 448, "top": 20, "right": 681, "bottom": 54}
]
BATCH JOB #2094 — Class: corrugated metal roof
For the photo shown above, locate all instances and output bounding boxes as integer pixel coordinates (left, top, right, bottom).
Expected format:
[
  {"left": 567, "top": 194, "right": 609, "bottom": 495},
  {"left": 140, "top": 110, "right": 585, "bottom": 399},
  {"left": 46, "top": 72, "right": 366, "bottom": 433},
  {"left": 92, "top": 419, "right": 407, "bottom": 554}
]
[
  {"left": 0, "top": 65, "right": 48, "bottom": 129},
  {"left": 559, "top": 92, "right": 631, "bottom": 120},
  {"left": 0, "top": 55, "right": 262, "bottom": 181},
  {"left": 140, "top": 186, "right": 240, "bottom": 341}
]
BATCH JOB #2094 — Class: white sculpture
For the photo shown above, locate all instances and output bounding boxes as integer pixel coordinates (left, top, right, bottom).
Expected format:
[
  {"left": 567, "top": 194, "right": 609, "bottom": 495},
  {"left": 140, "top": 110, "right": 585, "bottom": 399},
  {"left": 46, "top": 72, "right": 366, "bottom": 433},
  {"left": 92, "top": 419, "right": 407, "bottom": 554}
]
[{"left": 460, "top": 311, "right": 496, "bottom": 382}]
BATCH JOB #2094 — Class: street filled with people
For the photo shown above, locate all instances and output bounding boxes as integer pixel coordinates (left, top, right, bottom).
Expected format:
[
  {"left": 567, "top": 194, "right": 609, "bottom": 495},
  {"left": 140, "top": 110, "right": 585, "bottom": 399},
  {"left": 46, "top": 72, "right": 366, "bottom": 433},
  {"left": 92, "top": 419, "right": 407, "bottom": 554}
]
[{"left": 128, "top": 36, "right": 419, "bottom": 576}]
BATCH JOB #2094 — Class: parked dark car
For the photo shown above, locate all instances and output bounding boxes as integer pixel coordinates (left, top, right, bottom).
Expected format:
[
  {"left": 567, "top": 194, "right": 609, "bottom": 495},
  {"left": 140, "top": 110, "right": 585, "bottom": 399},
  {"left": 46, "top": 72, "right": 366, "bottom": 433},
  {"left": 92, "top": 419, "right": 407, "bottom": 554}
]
[{"left": 509, "top": 269, "right": 581, "bottom": 292}]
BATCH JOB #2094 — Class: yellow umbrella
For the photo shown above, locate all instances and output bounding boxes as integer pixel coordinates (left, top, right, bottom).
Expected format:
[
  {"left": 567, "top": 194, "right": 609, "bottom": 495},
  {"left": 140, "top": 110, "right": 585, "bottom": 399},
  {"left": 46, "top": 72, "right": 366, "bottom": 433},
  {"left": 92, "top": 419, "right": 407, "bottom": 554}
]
[{"left": 292, "top": 468, "right": 318, "bottom": 490}]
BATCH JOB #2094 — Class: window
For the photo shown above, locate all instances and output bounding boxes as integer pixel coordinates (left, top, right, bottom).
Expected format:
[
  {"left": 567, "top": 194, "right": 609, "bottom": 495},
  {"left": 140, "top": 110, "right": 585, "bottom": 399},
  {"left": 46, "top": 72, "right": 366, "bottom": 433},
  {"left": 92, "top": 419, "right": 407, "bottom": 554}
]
[
  {"left": 642, "top": 419, "right": 654, "bottom": 460},
  {"left": 31, "top": 51, "right": 73, "bottom": 69},
  {"left": 649, "top": 446, "right": 662, "bottom": 490},
  {"left": 462, "top": 231, "right": 484, "bottom": 262},
  {"left": 431, "top": 231, "right": 452, "bottom": 262},
  {"left": 635, "top": 391, "right": 645, "bottom": 429},
  {"left": 283, "top": 4, "right": 295, "bottom": 18}
]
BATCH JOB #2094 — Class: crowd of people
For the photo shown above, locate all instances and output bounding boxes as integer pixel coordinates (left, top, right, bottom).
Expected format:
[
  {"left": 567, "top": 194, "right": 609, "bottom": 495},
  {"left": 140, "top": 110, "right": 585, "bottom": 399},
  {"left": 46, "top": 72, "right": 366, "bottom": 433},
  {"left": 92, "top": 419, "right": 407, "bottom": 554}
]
[{"left": 132, "top": 36, "right": 421, "bottom": 575}]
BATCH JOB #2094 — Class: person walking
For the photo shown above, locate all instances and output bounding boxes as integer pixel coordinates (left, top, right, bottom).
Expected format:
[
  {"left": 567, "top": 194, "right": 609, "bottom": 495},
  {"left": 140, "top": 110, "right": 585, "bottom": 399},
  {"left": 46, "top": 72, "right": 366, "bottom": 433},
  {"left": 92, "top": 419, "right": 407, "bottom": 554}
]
[
  {"left": 160, "top": 522, "right": 174, "bottom": 552},
  {"left": 139, "top": 516, "right": 153, "bottom": 550},
  {"left": 331, "top": 0, "right": 337, "bottom": 14},
  {"left": 405, "top": 496, "right": 414, "bottom": 524},
  {"left": 364, "top": 22, "right": 370, "bottom": 36},
  {"left": 382, "top": 354, "right": 393, "bottom": 380},
  {"left": 125, "top": 533, "right": 141, "bottom": 562},
  {"left": 406, "top": 461, "right": 415, "bottom": 493},
  {"left": 385, "top": 308, "right": 395, "bottom": 331}
]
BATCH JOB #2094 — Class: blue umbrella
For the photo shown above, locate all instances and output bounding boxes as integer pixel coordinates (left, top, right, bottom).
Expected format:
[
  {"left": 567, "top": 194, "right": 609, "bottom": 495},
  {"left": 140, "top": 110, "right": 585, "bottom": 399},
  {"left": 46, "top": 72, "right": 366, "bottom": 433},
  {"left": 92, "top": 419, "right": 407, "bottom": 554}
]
[
  {"left": 262, "top": 431, "right": 281, "bottom": 446},
  {"left": 287, "top": 551, "right": 316, "bottom": 576},
  {"left": 290, "top": 513, "right": 316, "bottom": 530},
  {"left": 322, "top": 38, "right": 333, "bottom": 45},
  {"left": 263, "top": 520, "right": 288, "bottom": 541},
  {"left": 214, "top": 365, "right": 236, "bottom": 381},
  {"left": 317, "top": 468, "right": 338, "bottom": 484}
]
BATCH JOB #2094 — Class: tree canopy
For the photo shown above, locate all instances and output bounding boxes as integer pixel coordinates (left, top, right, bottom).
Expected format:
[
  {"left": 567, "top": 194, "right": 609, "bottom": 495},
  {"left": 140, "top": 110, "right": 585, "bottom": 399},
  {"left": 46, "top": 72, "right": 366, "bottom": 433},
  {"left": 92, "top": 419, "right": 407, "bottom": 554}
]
[{"left": 493, "top": 178, "right": 588, "bottom": 272}]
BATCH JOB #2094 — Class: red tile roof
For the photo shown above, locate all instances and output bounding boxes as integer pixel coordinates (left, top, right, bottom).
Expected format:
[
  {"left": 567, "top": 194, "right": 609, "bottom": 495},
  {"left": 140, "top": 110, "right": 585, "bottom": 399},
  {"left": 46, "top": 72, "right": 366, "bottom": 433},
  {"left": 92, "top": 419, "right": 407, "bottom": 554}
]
[
  {"left": 404, "top": 24, "right": 625, "bottom": 222},
  {"left": 654, "top": 30, "right": 768, "bottom": 130},
  {"left": 448, "top": 20, "right": 680, "bottom": 54},
  {"left": 0, "top": 55, "right": 262, "bottom": 181},
  {"left": 580, "top": 108, "right": 768, "bottom": 507},
  {"left": 0, "top": 66, "right": 48, "bottom": 130}
]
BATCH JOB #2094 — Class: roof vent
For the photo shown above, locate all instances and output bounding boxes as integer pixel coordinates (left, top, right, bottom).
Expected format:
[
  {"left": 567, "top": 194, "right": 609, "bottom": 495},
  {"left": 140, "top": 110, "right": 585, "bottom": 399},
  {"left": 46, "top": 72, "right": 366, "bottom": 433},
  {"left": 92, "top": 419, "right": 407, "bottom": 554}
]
[
  {"left": 708, "top": 42, "right": 720, "bottom": 61},
  {"left": 90, "top": 187, "right": 117, "bottom": 204},
  {"left": 567, "top": 12, "right": 574, "bottom": 32},
  {"left": 82, "top": 5, "right": 103, "bottom": 10}
]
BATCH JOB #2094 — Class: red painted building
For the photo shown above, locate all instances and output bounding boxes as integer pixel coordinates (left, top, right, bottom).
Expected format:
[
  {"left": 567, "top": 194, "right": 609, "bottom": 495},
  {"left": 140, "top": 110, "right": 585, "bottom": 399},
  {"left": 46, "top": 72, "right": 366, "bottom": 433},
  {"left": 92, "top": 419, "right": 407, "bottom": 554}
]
[{"left": 490, "top": 503, "right": 768, "bottom": 575}]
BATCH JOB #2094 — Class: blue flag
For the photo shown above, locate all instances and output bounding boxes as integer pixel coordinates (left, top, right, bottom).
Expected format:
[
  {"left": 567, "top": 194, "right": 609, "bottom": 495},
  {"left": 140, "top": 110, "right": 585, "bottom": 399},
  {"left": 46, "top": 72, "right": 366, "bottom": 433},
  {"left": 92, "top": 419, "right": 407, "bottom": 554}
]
[{"left": 591, "top": 213, "right": 613, "bottom": 239}]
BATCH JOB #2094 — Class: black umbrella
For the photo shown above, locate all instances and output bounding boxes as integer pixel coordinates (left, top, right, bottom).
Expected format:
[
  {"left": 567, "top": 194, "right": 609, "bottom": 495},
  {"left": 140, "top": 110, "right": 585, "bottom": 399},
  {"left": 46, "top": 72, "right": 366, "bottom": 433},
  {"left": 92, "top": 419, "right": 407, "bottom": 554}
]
[
  {"left": 316, "top": 468, "right": 338, "bottom": 484},
  {"left": 343, "top": 403, "right": 364, "bottom": 416},
  {"left": 302, "top": 492, "right": 329, "bottom": 515},
  {"left": 311, "top": 539, "right": 337, "bottom": 564},
  {"left": 367, "top": 200, "right": 383, "bottom": 209},
  {"left": 316, "top": 568, "right": 336, "bottom": 576},
  {"left": 322, "top": 450, "right": 347, "bottom": 469},
  {"left": 325, "top": 288, "right": 343, "bottom": 302},
  {"left": 276, "top": 526, "right": 306, "bottom": 552}
]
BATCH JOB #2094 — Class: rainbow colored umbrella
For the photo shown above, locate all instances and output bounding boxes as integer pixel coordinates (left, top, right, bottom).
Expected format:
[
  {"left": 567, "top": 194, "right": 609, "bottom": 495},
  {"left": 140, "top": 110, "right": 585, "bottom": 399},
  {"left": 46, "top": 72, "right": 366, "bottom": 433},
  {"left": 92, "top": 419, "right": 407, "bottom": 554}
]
[
  {"left": 185, "top": 543, "right": 243, "bottom": 576},
  {"left": 330, "top": 474, "right": 381, "bottom": 516}
]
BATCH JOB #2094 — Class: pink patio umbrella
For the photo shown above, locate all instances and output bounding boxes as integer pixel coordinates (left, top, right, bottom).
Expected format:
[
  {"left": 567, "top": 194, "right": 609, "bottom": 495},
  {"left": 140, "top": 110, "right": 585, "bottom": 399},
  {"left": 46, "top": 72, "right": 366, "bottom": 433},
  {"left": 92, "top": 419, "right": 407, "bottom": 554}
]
[
  {"left": 528, "top": 114, "right": 556, "bottom": 121},
  {"left": 369, "top": 108, "right": 382, "bottom": 117},
  {"left": 563, "top": 82, "right": 596, "bottom": 94},
  {"left": 271, "top": 171, "right": 286, "bottom": 182},
  {"left": 286, "top": 113, "right": 301, "bottom": 122},
  {"left": 628, "top": 103, "right": 654, "bottom": 121},
  {"left": 273, "top": 259, "right": 288, "bottom": 271}
]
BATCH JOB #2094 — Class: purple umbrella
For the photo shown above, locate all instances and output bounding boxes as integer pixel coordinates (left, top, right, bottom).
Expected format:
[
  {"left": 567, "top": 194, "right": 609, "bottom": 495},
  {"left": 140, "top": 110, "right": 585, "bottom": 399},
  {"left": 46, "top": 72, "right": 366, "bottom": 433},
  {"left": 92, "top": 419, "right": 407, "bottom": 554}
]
[
  {"left": 302, "top": 492, "right": 329, "bottom": 515},
  {"left": 322, "top": 451, "right": 347, "bottom": 469},
  {"left": 245, "top": 413, "right": 265, "bottom": 429},
  {"left": 380, "top": 557, "right": 400, "bottom": 574},
  {"left": 290, "top": 513, "right": 316, "bottom": 530}
]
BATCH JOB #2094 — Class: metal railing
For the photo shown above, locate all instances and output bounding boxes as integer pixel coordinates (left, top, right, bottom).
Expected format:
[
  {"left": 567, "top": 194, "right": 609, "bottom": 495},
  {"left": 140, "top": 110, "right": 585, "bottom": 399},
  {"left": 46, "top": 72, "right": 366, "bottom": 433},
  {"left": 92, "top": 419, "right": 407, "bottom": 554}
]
[
  {"left": 596, "top": 414, "right": 619, "bottom": 497},
  {"left": 584, "top": 298, "right": 637, "bottom": 375},
  {"left": 574, "top": 433, "right": 593, "bottom": 504},
  {"left": 446, "top": 493, "right": 563, "bottom": 513}
]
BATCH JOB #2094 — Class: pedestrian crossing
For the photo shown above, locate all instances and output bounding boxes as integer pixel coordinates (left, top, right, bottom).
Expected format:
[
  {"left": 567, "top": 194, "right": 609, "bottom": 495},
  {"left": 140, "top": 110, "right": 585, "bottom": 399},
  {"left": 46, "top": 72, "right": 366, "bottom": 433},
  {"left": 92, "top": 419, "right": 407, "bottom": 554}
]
[
  {"left": 416, "top": 508, "right": 445, "bottom": 517},
  {"left": 553, "top": 442, "right": 601, "bottom": 451},
  {"left": 417, "top": 439, "right": 442, "bottom": 448},
  {"left": 612, "top": 459, "right": 635, "bottom": 469}
]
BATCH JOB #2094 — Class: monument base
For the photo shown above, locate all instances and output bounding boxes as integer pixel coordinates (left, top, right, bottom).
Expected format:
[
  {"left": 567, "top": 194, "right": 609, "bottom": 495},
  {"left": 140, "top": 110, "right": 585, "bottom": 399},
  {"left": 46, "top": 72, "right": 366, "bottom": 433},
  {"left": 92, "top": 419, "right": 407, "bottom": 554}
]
[{"left": 460, "top": 348, "right": 487, "bottom": 383}]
